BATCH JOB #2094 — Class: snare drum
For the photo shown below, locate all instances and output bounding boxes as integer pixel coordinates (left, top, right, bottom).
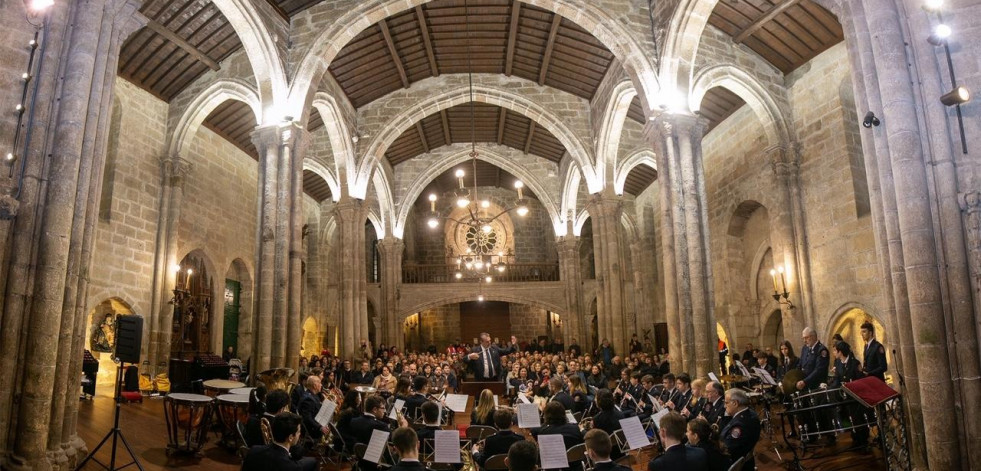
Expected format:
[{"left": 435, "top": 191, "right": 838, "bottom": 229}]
[
  {"left": 203, "top": 379, "right": 246, "bottom": 397},
  {"left": 164, "top": 393, "right": 215, "bottom": 456},
  {"left": 217, "top": 394, "right": 250, "bottom": 447}
]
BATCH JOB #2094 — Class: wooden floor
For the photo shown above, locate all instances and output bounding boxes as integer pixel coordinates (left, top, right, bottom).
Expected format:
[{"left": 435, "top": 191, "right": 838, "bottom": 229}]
[{"left": 75, "top": 394, "right": 888, "bottom": 471}]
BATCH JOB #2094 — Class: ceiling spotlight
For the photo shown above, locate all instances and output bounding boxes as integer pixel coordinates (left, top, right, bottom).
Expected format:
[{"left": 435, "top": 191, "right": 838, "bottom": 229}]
[
  {"left": 862, "top": 111, "right": 880, "bottom": 128},
  {"left": 940, "top": 86, "right": 971, "bottom": 106},
  {"left": 928, "top": 24, "right": 952, "bottom": 45}
]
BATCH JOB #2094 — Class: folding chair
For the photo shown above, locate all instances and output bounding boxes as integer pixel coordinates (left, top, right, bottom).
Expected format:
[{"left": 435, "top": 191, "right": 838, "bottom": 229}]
[
  {"left": 465, "top": 425, "right": 497, "bottom": 443},
  {"left": 484, "top": 454, "right": 508, "bottom": 471},
  {"left": 235, "top": 421, "right": 250, "bottom": 461},
  {"left": 566, "top": 443, "right": 587, "bottom": 471}
]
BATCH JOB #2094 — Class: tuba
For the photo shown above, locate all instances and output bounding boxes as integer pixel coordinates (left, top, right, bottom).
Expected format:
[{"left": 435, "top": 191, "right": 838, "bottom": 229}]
[{"left": 257, "top": 367, "right": 295, "bottom": 392}]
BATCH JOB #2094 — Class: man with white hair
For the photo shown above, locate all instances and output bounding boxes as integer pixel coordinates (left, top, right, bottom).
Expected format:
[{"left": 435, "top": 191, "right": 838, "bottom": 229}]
[
  {"left": 721, "top": 389, "right": 761, "bottom": 470},
  {"left": 796, "top": 327, "right": 829, "bottom": 391}
]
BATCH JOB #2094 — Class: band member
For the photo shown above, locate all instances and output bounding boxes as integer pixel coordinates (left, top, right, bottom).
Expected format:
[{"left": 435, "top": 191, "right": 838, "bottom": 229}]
[
  {"left": 776, "top": 341, "right": 799, "bottom": 381},
  {"left": 860, "top": 322, "right": 887, "bottom": 381},
  {"left": 699, "top": 381, "right": 725, "bottom": 426},
  {"left": 665, "top": 374, "right": 692, "bottom": 412},
  {"left": 754, "top": 351, "right": 776, "bottom": 380},
  {"left": 404, "top": 376, "right": 430, "bottom": 421},
  {"left": 585, "top": 429, "right": 631, "bottom": 471},
  {"left": 658, "top": 374, "right": 679, "bottom": 405},
  {"left": 720, "top": 389, "right": 761, "bottom": 470},
  {"left": 351, "top": 395, "right": 409, "bottom": 471},
  {"left": 297, "top": 376, "right": 328, "bottom": 442},
  {"left": 546, "top": 377, "right": 574, "bottom": 411},
  {"left": 468, "top": 333, "right": 516, "bottom": 381},
  {"left": 796, "top": 327, "right": 829, "bottom": 391},
  {"left": 242, "top": 413, "right": 318, "bottom": 471},
  {"left": 389, "top": 427, "right": 430, "bottom": 471},
  {"left": 831, "top": 341, "right": 870, "bottom": 448},
  {"left": 473, "top": 409, "right": 526, "bottom": 468},
  {"left": 647, "top": 412, "right": 708, "bottom": 471}
]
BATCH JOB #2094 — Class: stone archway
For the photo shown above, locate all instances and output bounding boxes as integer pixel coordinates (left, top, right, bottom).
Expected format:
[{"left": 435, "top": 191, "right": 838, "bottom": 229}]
[
  {"left": 761, "top": 309, "right": 783, "bottom": 352},
  {"left": 85, "top": 298, "right": 136, "bottom": 396},
  {"left": 828, "top": 305, "right": 890, "bottom": 381},
  {"left": 302, "top": 316, "right": 322, "bottom": 358}
]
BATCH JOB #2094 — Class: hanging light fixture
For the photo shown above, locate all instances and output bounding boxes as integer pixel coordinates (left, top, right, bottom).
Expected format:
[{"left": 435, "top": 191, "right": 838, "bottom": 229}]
[{"left": 426, "top": 0, "right": 529, "bottom": 284}]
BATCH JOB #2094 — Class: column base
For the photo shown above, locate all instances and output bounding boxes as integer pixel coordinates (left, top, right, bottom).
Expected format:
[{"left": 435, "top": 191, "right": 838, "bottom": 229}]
[{"left": 3, "top": 452, "right": 55, "bottom": 471}]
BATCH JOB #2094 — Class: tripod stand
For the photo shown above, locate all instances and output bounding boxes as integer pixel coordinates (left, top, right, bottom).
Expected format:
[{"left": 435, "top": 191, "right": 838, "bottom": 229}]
[{"left": 75, "top": 360, "right": 145, "bottom": 471}]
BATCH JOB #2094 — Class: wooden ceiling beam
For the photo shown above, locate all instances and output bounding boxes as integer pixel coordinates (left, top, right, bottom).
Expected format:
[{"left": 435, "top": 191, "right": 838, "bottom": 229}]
[
  {"left": 378, "top": 19, "right": 410, "bottom": 88},
  {"left": 504, "top": 1, "right": 521, "bottom": 76},
  {"left": 538, "top": 15, "right": 563, "bottom": 85},
  {"left": 416, "top": 122, "right": 430, "bottom": 154},
  {"left": 497, "top": 108, "right": 507, "bottom": 144},
  {"left": 145, "top": 20, "right": 220, "bottom": 71},
  {"left": 524, "top": 121, "right": 536, "bottom": 154},
  {"left": 415, "top": 6, "right": 440, "bottom": 77},
  {"left": 440, "top": 110, "right": 452, "bottom": 144},
  {"left": 734, "top": 0, "right": 804, "bottom": 44}
]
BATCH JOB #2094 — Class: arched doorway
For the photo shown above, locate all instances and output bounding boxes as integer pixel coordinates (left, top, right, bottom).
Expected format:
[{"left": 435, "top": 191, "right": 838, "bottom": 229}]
[
  {"left": 717, "top": 322, "right": 731, "bottom": 373},
  {"left": 761, "top": 309, "right": 783, "bottom": 352},
  {"left": 302, "top": 316, "right": 321, "bottom": 357},
  {"left": 830, "top": 307, "right": 891, "bottom": 382},
  {"left": 85, "top": 298, "right": 135, "bottom": 397}
]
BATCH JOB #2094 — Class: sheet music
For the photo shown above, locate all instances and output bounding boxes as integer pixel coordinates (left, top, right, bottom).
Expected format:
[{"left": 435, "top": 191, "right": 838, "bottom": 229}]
[
  {"left": 753, "top": 367, "right": 777, "bottom": 385},
  {"left": 315, "top": 399, "right": 337, "bottom": 427},
  {"left": 708, "top": 372, "right": 720, "bottom": 382},
  {"left": 493, "top": 395, "right": 499, "bottom": 407},
  {"left": 737, "top": 362, "right": 751, "bottom": 376},
  {"left": 389, "top": 398, "right": 405, "bottom": 420},
  {"left": 363, "top": 429, "right": 390, "bottom": 464},
  {"left": 434, "top": 429, "right": 462, "bottom": 463},
  {"left": 651, "top": 408, "right": 670, "bottom": 429},
  {"left": 518, "top": 393, "right": 531, "bottom": 404},
  {"left": 619, "top": 416, "right": 650, "bottom": 450},
  {"left": 648, "top": 394, "right": 663, "bottom": 412},
  {"left": 565, "top": 410, "right": 577, "bottom": 424},
  {"left": 538, "top": 434, "right": 570, "bottom": 469},
  {"left": 516, "top": 403, "right": 541, "bottom": 428},
  {"left": 445, "top": 394, "right": 469, "bottom": 412}
]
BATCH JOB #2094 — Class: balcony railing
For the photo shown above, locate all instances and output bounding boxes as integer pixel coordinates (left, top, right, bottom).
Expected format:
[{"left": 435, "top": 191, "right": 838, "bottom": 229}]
[{"left": 402, "top": 263, "right": 560, "bottom": 284}]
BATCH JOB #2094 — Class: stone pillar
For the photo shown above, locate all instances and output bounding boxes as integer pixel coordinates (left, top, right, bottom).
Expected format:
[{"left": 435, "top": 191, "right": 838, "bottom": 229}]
[
  {"left": 586, "top": 192, "right": 628, "bottom": 355},
  {"left": 250, "top": 123, "right": 309, "bottom": 374},
  {"left": 335, "top": 197, "right": 368, "bottom": 359},
  {"left": 629, "top": 238, "right": 655, "bottom": 338},
  {"left": 0, "top": 0, "right": 144, "bottom": 468},
  {"left": 766, "top": 147, "right": 810, "bottom": 338},
  {"left": 148, "top": 157, "right": 191, "bottom": 370},
  {"left": 649, "top": 114, "right": 716, "bottom": 378},
  {"left": 557, "top": 235, "right": 584, "bottom": 346},
  {"left": 376, "top": 237, "right": 404, "bottom": 350}
]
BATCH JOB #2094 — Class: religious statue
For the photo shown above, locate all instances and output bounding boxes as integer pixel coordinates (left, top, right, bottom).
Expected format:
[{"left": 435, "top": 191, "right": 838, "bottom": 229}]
[{"left": 92, "top": 313, "right": 115, "bottom": 353}]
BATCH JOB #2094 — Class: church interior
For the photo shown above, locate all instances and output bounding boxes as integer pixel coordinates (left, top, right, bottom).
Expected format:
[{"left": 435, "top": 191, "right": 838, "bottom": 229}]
[{"left": 0, "top": 0, "right": 979, "bottom": 469}]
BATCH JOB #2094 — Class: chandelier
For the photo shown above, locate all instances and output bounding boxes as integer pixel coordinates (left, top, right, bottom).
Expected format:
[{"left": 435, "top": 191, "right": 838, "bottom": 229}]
[{"left": 425, "top": 0, "right": 529, "bottom": 284}]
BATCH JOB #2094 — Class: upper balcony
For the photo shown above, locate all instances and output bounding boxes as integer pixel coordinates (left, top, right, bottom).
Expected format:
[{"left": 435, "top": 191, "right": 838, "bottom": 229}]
[{"left": 402, "top": 263, "right": 560, "bottom": 284}]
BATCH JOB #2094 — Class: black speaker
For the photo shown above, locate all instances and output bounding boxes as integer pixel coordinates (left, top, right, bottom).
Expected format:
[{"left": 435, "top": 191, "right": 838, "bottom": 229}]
[{"left": 114, "top": 315, "right": 143, "bottom": 364}]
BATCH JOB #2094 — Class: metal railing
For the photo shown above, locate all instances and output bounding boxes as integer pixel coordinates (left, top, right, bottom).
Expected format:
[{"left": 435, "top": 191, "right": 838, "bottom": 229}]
[{"left": 402, "top": 263, "right": 560, "bottom": 283}]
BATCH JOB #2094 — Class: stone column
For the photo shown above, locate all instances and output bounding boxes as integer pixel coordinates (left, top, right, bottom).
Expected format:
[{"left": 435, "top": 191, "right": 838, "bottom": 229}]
[
  {"left": 147, "top": 157, "right": 191, "bottom": 370},
  {"left": 556, "top": 235, "right": 584, "bottom": 346},
  {"left": 250, "top": 123, "right": 309, "bottom": 374},
  {"left": 586, "top": 192, "right": 628, "bottom": 355},
  {"left": 629, "top": 238, "right": 655, "bottom": 338},
  {"left": 0, "top": 0, "right": 144, "bottom": 468},
  {"left": 766, "top": 148, "right": 810, "bottom": 338},
  {"left": 376, "top": 237, "right": 404, "bottom": 350},
  {"left": 649, "top": 114, "right": 716, "bottom": 378},
  {"left": 334, "top": 197, "right": 368, "bottom": 359}
]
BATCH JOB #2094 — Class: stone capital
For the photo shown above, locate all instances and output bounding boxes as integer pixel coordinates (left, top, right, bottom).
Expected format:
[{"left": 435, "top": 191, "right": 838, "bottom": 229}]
[
  {"left": 556, "top": 235, "right": 582, "bottom": 254},
  {"left": 771, "top": 160, "right": 799, "bottom": 181},
  {"left": 108, "top": 0, "right": 148, "bottom": 41},
  {"left": 333, "top": 196, "right": 366, "bottom": 224},
  {"left": 586, "top": 192, "right": 623, "bottom": 221},
  {"left": 376, "top": 237, "right": 405, "bottom": 256},
  {"left": 251, "top": 122, "right": 311, "bottom": 154},
  {"left": 649, "top": 112, "right": 708, "bottom": 142},
  {"left": 160, "top": 156, "right": 192, "bottom": 188}
]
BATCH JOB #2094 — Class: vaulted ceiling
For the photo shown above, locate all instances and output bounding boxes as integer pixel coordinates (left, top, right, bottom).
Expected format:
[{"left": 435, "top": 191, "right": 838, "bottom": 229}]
[
  {"left": 117, "top": 0, "right": 843, "bottom": 201},
  {"left": 415, "top": 160, "right": 536, "bottom": 208}
]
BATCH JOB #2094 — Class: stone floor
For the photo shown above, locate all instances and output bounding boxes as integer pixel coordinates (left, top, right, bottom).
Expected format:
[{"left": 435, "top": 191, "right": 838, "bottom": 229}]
[{"left": 74, "top": 394, "right": 889, "bottom": 471}]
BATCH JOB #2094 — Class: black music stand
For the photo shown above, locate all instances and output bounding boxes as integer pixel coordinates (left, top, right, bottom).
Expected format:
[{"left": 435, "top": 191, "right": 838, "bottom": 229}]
[{"left": 74, "top": 360, "right": 145, "bottom": 471}]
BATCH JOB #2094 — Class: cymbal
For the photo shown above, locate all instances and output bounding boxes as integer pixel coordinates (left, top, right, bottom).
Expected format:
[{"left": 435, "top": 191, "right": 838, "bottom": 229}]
[
  {"left": 720, "top": 374, "right": 750, "bottom": 383},
  {"left": 782, "top": 369, "right": 805, "bottom": 395}
]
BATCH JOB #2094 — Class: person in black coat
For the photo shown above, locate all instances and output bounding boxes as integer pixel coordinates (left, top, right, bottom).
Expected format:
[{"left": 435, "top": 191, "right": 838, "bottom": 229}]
[
  {"left": 242, "top": 412, "right": 317, "bottom": 471},
  {"left": 531, "top": 402, "right": 584, "bottom": 449},
  {"left": 796, "top": 327, "right": 830, "bottom": 392},
  {"left": 647, "top": 412, "right": 708, "bottom": 471},
  {"left": 468, "top": 333, "right": 517, "bottom": 380},
  {"left": 352, "top": 361, "right": 375, "bottom": 385},
  {"left": 473, "top": 409, "right": 526, "bottom": 468},
  {"left": 545, "top": 377, "right": 575, "bottom": 411},
  {"left": 860, "top": 322, "right": 888, "bottom": 381},
  {"left": 698, "top": 382, "right": 726, "bottom": 427},
  {"left": 584, "top": 429, "right": 631, "bottom": 471},
  {"left": 831, "top": 341, "right": 870, "bottom": 447},
  {"left": 296, "top": 376, "right": 328, "bottom": 441},
  {"left": 686, "top": 417, "right": 730, "bottom": 471},
  {"left": 720, "top": 390, "right": 761, "bottom": 470},
  {"left": 404, "top": 376, "right": 431, "bottom": 421},
  {"left": 352, "top": 396, "right": 409, "bottom": 471},
  {"left": 591, "top": 390, "right": 624, "bottom": 435},
  {"left": 390, "top": 427, "right": 432, "bottom": 471},
  {"left": 415, "top": 401, "right": 443, "bottom": 442}
]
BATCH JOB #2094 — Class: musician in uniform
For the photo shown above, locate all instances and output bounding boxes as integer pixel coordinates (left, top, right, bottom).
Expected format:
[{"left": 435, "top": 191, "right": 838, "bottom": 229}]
[
  {"left": 796, "top": 327, "right": 829, "bottom": 392},
  {"left": 720, "top": 389, "right": 761, "bottom": 470},
  {"left": 699, "top": 381, "right": 726, "bottom": 426},
  {"left": 831, "top": 341, "right": 870, "bottom": 448},
  {"left": 242, "top": 412, "right": 318, "bottom": 471},
  {"left": 473, "top": 409, "right": 526, "bottom": 468},
  {"left": 546, "top": 376, "right": 575, "bottom": 410},
  {"left": 404, "top": 376, "right": 430, "bottom": 421},
  {"left": 590, "top": 389, "right": 625, "bottom": 459},
  {"left": 665, "top": 374, "right": 692, "bottom": 412},
  {"left": 585, "top": 429, "right": 632, "bottom": 471},
  {"left": 647, "top": 412, "right": 708, "bottom": 471},
  {"left": 860, "top": 322, "right": 887, "bottom": 381},
  {"left": 389, "top": 427, "right": 431, "bottom": 471},
  {"left": 415, "top": 401, "right": 443, "bottom": 442},
  {"left": 297, "top": 375, "right": 328, "bottom": 442}
]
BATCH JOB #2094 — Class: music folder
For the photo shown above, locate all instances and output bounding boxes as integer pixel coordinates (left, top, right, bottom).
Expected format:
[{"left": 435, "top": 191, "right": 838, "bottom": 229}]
[{"left": 315, "top": 399, "right": 337, "bottom": 427}]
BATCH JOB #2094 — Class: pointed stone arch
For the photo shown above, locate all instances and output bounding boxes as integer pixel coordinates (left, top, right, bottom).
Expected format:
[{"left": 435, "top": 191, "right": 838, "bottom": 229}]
[
  {"left": 614, "top": 150, "right": 658, "bottom": 196},
  {"left": 596, "top": 81, "right": 639, "bottom": 187},
  {"left": 169, "top": 79, "right": 261, "bottom": 158},
  {"left": 690, "top": 64, "right": 791, "bottom": 146},
  {"left": 302, "top": 160, "right": 341, "bottom": 203}
]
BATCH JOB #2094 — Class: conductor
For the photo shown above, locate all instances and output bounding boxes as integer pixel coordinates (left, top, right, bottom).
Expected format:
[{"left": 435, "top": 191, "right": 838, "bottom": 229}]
[{"left": 468, "top": 333, "right": 516, "bottom": 381}]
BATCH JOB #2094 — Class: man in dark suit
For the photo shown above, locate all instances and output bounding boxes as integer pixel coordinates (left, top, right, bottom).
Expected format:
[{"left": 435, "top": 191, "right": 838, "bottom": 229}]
[
  {"left": 352, "top": 395, "right": 409, "bottom": 471},
  {"left": 468, "top": 333, "right": 517, "bottom": 381},
  {"left": 698, "top": 381, "right": 725, "bottom": 427},
  {"left": 296, "top": 376, "right": 328, "bottom": 441},
  {"left": 415, "top": 401, "right": 443, "bottom": 442},
  {"left": 720, "top": 390, "right": 761, "bottom": 470},
  {"left": 390, "top": 427, "right": 431, "bottom": 471},
  {"left": 665, "top": 374, "right": 692, "bottom": 412},
  {"left": 584, "top": 429, "right": 631, "bottom": 471},
  {"left": 242, "top": 412, "right": 318, "bottom": 471},
  {"left": 352, "top": 360, "right": 375, "bottom": 385},
  {"left": 796, "top": 327, "right": 829, "bottom": 391},
  {"left": 647, "top": 412, "right": 708, "bottom": 471},
  {"left": 546, "top": 377, "right": 575, "bottom": 410},
  {"left": 474, "top": 409, "right": 525, "bottom": 468},
  {"left": 404, "top": 376, "right": 431, "bottom": 421},
  {"left": 860, "top": 322, "right": 887, "bottom": 381},
  {"left": 531, "top": 402, "right": 584, "bottom": 449}
]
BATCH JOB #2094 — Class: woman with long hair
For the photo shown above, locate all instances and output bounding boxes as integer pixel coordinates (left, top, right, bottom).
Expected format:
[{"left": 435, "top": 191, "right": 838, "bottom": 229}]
[
  {"left": 568, "top": 375, "right": 591, "bottom": 413},
  {"left": 687, "top": 417, "right": 730, "bottom": 471},
  {"left": 682, "top": 378, "right": 707, "bottom": 420},
  {"left": 471, "top": 389, "right": 497, "bottom": 426},
  {"left": 777, "top": 340, "right": 800, "bottom": 380}
]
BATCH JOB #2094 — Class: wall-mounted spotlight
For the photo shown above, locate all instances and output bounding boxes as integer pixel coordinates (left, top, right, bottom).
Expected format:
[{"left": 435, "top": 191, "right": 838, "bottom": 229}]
[
  {"left": 940, "top": 86, "right": 971, "bottom": 106},
  {"left": 862, "top": 111, "right": 880, "bottom": 128},
  {"left": 927, "top": 23, "right": 951, "bottom": 45}
]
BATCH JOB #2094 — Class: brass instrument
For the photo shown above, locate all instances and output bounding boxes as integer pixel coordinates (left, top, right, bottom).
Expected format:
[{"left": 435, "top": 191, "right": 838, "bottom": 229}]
[{"left": 256, "top": 367, "right": 295, "bottom": 392}]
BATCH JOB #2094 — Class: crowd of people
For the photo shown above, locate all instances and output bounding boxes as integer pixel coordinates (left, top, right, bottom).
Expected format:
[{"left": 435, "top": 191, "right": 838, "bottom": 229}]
[{"left": 240, "top": 322, "right": 887, "bottom": 471}]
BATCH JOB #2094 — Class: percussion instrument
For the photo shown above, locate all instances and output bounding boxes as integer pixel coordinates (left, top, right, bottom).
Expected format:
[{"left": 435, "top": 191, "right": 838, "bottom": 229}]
[
  {"left": 163, "top": 393, "right": 215, "bottom": 456},
  {"left": 216, "top": 394, "right": 250, "bottom": 447},
  {"left": 719, "top": 374, "right": 750, "bottom": 384},
  {"left": 256, "top": 367, "right": 295, "bottom": 392},
  {"left": 202, "top": 379, "right": 245, "bottom": 397},
  {"left": 354, "top": 385, "right": 377, "bottom": 412},
  {"left": 229, "top": 387, "right": 255, "bottom": 396},
  {"left": 781, "top": 369, "right": 805, "bottom": 395},
  {"left": 787, "top": 387, "right": 877, "bottom": 441}
]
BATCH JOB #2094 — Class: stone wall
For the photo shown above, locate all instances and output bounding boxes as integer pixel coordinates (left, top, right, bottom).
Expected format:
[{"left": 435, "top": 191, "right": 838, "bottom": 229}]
[
  {"left": 418, "top": 304, "right": 461, "bottom": 350},
  {"left": 508, "top": 304, "right": 553, "bottom": 342}
]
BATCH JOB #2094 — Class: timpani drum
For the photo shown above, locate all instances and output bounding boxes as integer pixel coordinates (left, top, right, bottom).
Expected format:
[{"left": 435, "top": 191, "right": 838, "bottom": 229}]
[
  {"left": 203, "top": 379, "right": 245, "bottom": 398},
  {"left": 164, "top": 393, "right": 215, "bottom": 456},
  {"left": 216, "top": 394, "right": 251, "bottom": 447},
  {"left": 229, "top": 387, "right": 255, "bottom": 396}
]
